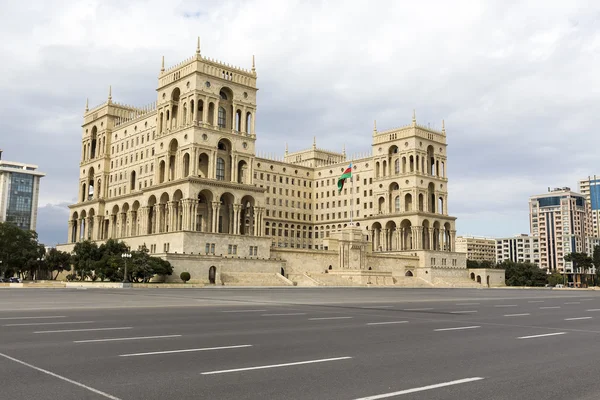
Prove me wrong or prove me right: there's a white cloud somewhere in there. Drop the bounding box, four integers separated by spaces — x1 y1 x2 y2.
2 0 600 244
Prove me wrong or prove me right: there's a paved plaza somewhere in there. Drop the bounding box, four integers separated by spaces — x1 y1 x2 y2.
2 287 600 399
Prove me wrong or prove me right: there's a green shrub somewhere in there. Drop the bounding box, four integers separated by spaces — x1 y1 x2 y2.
180 271 191 283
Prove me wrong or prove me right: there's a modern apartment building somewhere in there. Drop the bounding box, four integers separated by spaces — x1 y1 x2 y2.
455 235 496 263
529 187 592 276
495 234 539 265
578 176 600 237
0 151 45 231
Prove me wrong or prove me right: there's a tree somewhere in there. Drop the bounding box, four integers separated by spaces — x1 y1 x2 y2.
71 240 100 280
0 222 41 279
180 271 191 283
45 248 72 280
547 272 564 287
564 252 593 288
592 245 600 286
500 260 547 287
467 260 481 269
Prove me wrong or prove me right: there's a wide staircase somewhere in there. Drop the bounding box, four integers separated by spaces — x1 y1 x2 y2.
219 272 294 286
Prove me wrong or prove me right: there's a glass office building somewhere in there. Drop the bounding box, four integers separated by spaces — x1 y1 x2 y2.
0 153 45 231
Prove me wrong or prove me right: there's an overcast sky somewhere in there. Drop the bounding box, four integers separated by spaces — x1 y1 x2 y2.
1 0 599 245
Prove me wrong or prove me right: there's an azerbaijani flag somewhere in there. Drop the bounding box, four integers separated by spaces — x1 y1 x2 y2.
337 163 352 193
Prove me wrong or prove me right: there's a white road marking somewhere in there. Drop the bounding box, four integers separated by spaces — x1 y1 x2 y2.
4 321 95 327
366 321 409 326
0 352 122 400
494 305 517 308
528 300 544 303
361 306 394 309
221 310 267 313
403 308 433 311
434 326 480 332
201 356 352 375
581 299 595 301
455 303 480 306
74 335 182 343
352 377 485 399
586 309 600 312
450 310 477 314
308 316 353 320
565 302 581 304
0 316 66 320
504 313 530 317
35 327 132 334
120 344 252 357
540 306 560 309
565 317 592 321
518 332 567 339
261 313 306 316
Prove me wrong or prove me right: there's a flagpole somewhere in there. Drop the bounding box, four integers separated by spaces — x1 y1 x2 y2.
350 159 354 226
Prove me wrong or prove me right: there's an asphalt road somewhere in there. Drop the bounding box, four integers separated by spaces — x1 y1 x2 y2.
2 287 600 400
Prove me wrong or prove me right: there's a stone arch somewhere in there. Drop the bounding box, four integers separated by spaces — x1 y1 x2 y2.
87 167 95 201
207 102 215 125
79 210 87 241
477 275 482 284
198 152 209 178
131 201 140 236
182 153 190 177
90 126 97 159
170 88 181 128
159 192 170 233
197 189 214 232
422 219 430 250
240 195 256 235
409 155 414 172
237 160 248 184
400 219 412 250
209 266 216 284
402 156 407 173
168 139 178 181
218 192 235 234
389 145 399 155
159 160 166 183
405 193 412 212
427 145 435 175
147 195 157 234
173 189 183 231
378 196 385 214
444 222 452 251
375 162 380 178
428 183 435 213
433 221 441 250
371 222 383 251
438 196 444 215
470 272 475 280
235 109 242 131
405 270 413 277
245 111 252 134
385 220 397 251
216 138 232 181
418 193 424 211
71 211 79 242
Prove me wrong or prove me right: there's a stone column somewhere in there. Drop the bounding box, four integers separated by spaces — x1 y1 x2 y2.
383 229 389 251
67 220 74 243
370 229 375 251
252 207 258 236
93 215 102 240
211 201 220 233
231 154 238 183
233 204 241 235
450 230 456 252
242 106 247 133
251 111 255 135
168 201 177 232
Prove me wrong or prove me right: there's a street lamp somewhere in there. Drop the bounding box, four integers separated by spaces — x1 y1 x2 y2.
121 252 131 283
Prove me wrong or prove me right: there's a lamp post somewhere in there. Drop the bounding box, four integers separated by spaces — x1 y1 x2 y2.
121 252 131 283
71 251 77 280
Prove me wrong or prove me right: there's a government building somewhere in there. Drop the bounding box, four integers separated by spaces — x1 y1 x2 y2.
57 40 504 287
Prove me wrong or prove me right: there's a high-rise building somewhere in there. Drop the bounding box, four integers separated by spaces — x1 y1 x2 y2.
0 151 45 231
54 41 506 287
529 187 593 277
578 176 600 237
455 235 496 263
495 234 539 265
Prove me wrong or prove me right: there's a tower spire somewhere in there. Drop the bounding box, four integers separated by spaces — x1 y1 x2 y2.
412 109 416 126
108 85 112 103
196 36 201 56
285 142 288 156
312 136 316 150
161 56 165 72
373 119 377 131
252 55 256 73
343 144 346 157
85 98 89 112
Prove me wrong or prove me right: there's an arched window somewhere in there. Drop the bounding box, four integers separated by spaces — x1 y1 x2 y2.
216 158 225 181
394 159 400 174
218 107 226 128
395 195 400 212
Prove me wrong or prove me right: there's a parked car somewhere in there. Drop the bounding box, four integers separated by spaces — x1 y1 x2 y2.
0 278 9 283
555 284 564 288
8 277 20 283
